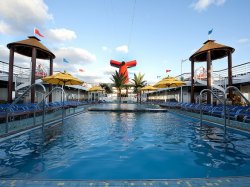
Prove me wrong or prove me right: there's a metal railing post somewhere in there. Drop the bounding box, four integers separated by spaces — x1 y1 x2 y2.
199 89 225 132
42 98 45 133
37 86 66 130
5 83 46 134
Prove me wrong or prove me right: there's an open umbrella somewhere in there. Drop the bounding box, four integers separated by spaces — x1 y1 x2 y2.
42 71 83 86
88 86 104 102
141 85 158 102
154 77 185 88
88 86 104 92
141 85 158 92
42 71 84 102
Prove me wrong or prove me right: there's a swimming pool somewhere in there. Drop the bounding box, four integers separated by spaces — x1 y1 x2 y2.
1 104 250 180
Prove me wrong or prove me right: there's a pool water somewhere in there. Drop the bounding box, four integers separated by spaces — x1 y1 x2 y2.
1 104 250 180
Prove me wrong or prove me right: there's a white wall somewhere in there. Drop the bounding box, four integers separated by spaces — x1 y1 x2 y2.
0 88 7 101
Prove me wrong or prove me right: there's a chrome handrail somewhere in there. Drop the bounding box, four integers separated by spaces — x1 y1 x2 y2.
199 89 225 132
36 87 66 132
5 83 46 133
224 86 250 125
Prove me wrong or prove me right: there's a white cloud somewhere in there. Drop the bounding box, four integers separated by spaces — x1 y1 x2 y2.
53 47 96 74
46 28 77 42
0 21 12 34
237 38 249 44
115 45 129 53
0 0 52 35
192 0 226 12
0 45 31 67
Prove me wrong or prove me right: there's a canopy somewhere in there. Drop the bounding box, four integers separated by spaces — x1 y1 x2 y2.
154 77 185 88
141 85 157 92
88 86 104 92
189 40 234 62
7 36 55 60
42 72 83 86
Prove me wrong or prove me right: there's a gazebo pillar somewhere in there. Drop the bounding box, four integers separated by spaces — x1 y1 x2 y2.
207 50 212 104
227 51 233 98
49 57 53 102
31 48 37 103
8 47 15 103
191 59 195 103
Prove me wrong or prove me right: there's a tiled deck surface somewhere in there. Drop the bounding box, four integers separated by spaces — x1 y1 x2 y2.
1 177 250 187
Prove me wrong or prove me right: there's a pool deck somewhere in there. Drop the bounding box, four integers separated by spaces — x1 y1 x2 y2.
1 177 250 187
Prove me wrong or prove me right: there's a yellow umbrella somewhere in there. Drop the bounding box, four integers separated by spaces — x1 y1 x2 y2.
141 85 158 92
154 77 185 88
141 85 157 102
42 71 83 86
88 86 104 92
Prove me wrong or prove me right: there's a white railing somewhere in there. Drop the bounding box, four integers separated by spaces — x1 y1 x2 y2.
176 62 250 81
0 60 50 90
213 62 250 78
0 60 30 77
175 73 191 81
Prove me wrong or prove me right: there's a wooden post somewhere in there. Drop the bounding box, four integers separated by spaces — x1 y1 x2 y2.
31 48 37 103
8 47 14 103
207 50 212 104
191 59 195 103
228 51 233 99
49 57 53 102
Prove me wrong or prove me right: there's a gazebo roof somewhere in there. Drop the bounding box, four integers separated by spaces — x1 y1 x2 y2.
7 36 55 60
189 40 234 62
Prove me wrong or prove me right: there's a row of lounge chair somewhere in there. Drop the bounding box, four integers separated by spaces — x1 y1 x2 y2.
159 102 250 123
0 101 88 121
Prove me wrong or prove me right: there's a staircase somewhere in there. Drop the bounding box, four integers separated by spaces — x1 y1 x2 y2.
15 79 43 102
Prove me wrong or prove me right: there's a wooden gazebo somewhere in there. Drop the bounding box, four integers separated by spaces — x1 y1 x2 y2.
189 40 235 104
7 36 56 103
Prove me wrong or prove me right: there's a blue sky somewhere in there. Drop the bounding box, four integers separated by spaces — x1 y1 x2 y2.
0 0 249 85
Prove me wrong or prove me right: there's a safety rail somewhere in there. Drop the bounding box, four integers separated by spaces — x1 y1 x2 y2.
36 87 66 132
5 83 46 133
211 72 226 88
0 60 30 77
199 89 226 132
214 62 250 78
224 86 250 127
175 73 191 81
175 62 250 81
199 86 250 135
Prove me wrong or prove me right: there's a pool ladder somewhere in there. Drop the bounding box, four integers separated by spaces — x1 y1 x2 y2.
199 86 250 135
5 83 66 134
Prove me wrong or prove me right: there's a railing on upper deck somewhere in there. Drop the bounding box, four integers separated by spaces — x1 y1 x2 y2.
0 60 50 88
175 62 250 81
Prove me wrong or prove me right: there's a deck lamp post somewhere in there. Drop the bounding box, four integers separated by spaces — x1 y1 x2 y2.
180 59 188 102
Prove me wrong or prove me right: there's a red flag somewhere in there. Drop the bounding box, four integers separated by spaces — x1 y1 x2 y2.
34 28 44 37
166 69 171 73
79 68 84 72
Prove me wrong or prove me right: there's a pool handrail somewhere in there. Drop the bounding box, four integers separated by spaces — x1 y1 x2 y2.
5 83 46 133
224 86 250 126
199 89 226 133
224 86 250 105
36 86 66 132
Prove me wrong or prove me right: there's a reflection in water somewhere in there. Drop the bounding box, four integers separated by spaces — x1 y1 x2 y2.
1 108 250 179
0 124 63 178
109 112 142 144
188 123 250 177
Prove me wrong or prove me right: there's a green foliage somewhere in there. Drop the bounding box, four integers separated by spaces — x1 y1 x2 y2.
100 83 113 94
131 73 147 103
132 73 147 93
110 71 126 102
